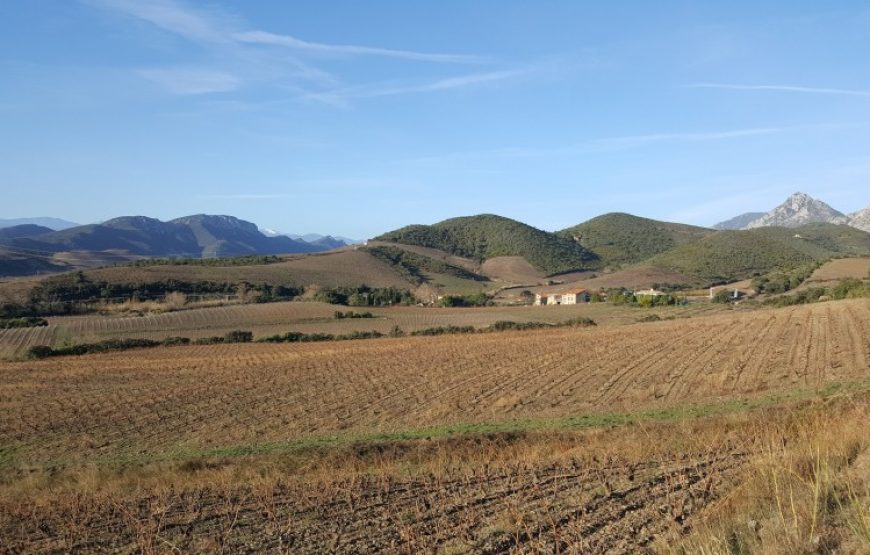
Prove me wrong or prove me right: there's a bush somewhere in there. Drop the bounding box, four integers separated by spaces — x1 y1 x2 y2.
27 345 54 359
334 310 374 319
315 286 416 306
438 293 491 307
161 336 191 346
28 338 164 358
411 325 476 336
563 317 597 327
0 317 48 329
338 330 383 340
764 278 870 307
487 321 550 332
637 314 661 323
224 330 253 343
193 336 225 345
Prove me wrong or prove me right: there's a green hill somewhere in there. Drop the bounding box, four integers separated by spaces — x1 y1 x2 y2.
649 224 870 283
558 213 713 268
374 214 599 275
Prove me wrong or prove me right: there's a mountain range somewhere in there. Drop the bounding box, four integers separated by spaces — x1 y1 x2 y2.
714 192 870 232
1 193 868 285
0 215 338 274
0 217 80 231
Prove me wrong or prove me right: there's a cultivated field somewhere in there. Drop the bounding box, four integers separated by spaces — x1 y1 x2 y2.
803 256 870 287
2 299 866 467
0 414 759 553
0 299 869 552
0 300 730 360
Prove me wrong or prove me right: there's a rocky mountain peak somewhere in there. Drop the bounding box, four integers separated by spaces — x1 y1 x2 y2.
745 192 849 229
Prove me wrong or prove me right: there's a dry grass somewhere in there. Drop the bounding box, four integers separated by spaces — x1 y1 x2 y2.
1 391 866 553
657 396 870 554
0 299 867 553
1 299 867 467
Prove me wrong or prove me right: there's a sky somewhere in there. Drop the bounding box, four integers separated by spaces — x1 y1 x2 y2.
2 1 870 238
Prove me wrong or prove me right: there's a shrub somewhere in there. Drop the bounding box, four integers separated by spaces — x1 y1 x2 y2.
193 336 225 345
487 321 550 332
315 286 416 306
27 345 54 359
411 326 476 336
224 330 253 343
438 293 491 307
161 336 191 346
0 317 48 329
564 317 597 327
334 310 374 319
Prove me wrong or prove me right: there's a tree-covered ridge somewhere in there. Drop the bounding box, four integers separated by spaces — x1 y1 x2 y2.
557 213 713 268
648 223 870 284
374 214 599 275
363 246 488 285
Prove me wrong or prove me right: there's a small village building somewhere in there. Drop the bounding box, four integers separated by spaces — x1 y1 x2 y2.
634 288 665 297
535 289 589 305
560 288 589 304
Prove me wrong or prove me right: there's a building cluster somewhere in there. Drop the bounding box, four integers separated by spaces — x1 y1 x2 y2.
534 288 590 305
534 287 667 306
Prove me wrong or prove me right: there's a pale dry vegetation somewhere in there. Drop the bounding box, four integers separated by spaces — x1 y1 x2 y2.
659 395 870 554
0 300 866 466
1 392 866 554
0 299 867 553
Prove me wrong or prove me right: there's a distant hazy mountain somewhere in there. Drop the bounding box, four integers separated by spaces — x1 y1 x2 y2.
262 228 361 246
0 214 321 259
849 206 870 232
0 217 80 230
0 224 55 241
308 236 348 250
713 212 765 230
745 193 849 229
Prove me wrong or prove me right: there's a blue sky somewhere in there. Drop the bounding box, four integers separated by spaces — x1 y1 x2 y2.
2 1 869 238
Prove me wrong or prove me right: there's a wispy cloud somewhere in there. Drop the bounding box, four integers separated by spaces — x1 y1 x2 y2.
197 193 293 200
592 127 783 148
234 30 485 64
403 126 789 165
305 68 531 107
139 68 240 94
689 83 870 97
88 0 495 102
87 0 236 45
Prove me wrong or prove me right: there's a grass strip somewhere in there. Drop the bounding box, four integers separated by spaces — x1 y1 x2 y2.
8 379 867 471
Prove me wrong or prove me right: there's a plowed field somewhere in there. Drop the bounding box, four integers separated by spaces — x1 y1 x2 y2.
0 300 727 359
1 299 867 467
0 299 868 553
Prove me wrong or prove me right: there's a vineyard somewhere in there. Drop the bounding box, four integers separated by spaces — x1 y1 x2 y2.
0 300 728 359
